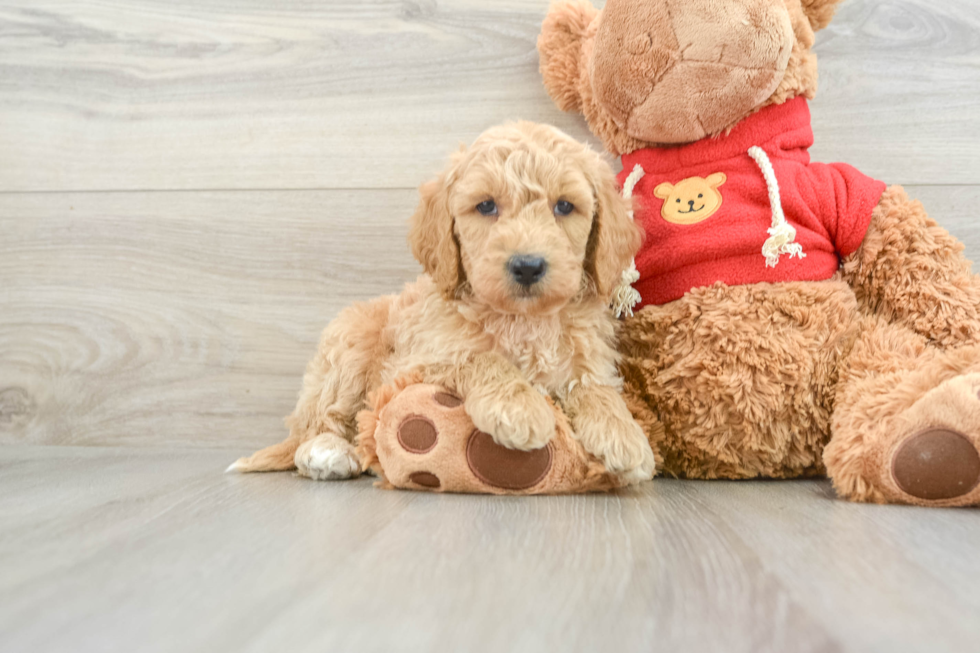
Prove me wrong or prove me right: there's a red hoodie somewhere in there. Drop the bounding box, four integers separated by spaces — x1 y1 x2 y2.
617 97 886 308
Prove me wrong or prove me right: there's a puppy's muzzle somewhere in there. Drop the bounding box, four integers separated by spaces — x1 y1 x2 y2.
507 255 548 288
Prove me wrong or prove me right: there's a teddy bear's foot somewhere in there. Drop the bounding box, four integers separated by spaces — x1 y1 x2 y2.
356 383 622 494
885 373 980 505
830 369 980 507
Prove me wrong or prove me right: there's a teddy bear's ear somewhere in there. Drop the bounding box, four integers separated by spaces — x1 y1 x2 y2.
653 182 674 199
800 0 845 31
537 1 599 113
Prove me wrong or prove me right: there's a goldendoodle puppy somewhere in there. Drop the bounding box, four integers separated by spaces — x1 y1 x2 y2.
230 122 656 483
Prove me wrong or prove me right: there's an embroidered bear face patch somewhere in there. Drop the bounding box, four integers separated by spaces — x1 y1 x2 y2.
654 173 727 225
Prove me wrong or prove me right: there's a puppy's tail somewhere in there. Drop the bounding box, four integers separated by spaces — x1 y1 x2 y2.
226 436 299 474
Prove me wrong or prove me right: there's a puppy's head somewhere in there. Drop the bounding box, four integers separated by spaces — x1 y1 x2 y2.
408 122 641 315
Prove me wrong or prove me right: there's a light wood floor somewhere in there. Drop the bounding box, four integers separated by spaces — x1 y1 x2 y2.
2 1 980 651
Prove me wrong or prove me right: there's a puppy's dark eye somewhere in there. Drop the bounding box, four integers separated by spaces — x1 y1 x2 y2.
554 200 574 217
676 199 681 203
476 199 497 216
698 193 703 198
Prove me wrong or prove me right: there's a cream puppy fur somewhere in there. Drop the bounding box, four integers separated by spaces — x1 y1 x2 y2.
230 122 655 484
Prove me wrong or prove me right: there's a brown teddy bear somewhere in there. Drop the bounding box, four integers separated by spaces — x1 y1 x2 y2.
538 0 980 506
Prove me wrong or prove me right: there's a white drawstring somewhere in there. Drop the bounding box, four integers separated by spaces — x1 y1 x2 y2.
622 163 646 203
611 164 644 318
748 146 805 268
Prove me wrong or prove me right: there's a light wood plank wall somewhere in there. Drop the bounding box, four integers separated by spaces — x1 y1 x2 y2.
2 0 980 449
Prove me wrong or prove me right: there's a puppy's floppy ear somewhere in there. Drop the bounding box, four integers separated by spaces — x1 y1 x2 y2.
538 1 599 113
408 172 464 299
584 157 643 299
799 0 844 31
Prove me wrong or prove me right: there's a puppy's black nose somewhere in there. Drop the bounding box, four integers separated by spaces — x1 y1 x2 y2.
688 199 695 206
508 255 548 287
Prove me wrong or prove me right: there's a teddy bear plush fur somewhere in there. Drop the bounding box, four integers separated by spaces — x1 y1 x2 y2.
539 0 980 506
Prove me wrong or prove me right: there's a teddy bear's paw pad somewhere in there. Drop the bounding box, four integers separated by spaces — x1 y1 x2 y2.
892 429 980 501
433 392 463 408
465 429 553 490
397 416 438 453
408 471 441 488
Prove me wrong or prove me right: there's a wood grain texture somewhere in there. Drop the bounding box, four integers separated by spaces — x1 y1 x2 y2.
1 0 980 191
3 2 980 650
3 186 978 449
0 190 420 447
2 446 979 653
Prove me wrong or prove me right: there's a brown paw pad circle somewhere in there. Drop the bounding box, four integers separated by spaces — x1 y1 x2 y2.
408 471 441 488
433 392 463 408
892 429 980 501
465 430 552 490
397 415 438 453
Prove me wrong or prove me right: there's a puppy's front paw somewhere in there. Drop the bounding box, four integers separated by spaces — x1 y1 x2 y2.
577 415 655 484
295 433 361 481
466 385 556 451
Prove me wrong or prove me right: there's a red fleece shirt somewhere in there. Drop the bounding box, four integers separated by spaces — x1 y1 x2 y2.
618 97 886 308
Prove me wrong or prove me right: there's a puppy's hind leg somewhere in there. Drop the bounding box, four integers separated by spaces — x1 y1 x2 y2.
228 295 393 480
294 433 361 481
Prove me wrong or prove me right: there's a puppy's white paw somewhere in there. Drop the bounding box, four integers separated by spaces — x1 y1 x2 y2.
577 417 655 485
619 449 656 485
295 433 361 481
467 385 556 451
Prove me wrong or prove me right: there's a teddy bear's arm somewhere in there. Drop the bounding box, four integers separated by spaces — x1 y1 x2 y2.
840 186 980 349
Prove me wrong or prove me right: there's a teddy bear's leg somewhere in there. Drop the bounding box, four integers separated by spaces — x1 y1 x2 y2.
841 186 980 349
358 383 620 494
825 315 980 506
618 280 861 480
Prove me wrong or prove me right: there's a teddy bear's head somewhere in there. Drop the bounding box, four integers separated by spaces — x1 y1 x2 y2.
538 0 843 156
